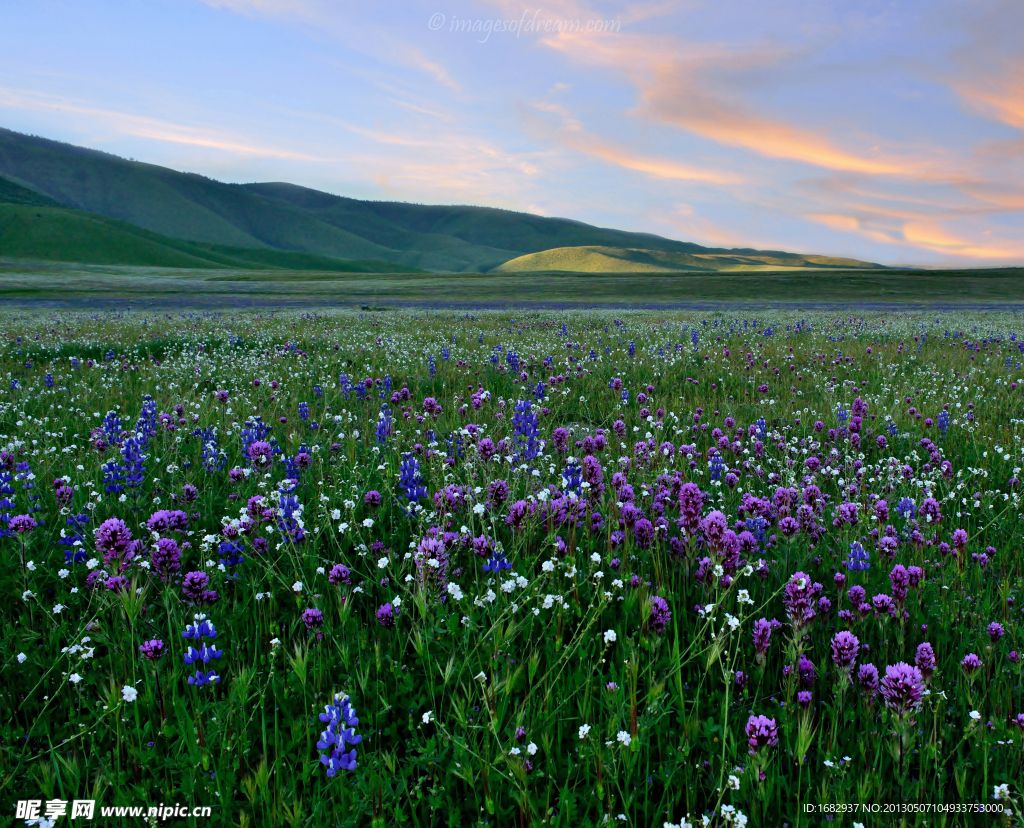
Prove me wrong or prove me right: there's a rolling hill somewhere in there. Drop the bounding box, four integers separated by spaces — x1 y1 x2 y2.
0 199 417 272
0 127 884 273
493 246 880 273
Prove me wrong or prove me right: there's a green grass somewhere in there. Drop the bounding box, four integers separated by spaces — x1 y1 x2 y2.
1 264 1022 307
0 204 420 272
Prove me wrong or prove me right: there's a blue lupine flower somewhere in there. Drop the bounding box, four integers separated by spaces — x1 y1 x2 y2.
298 401 310 422
182 616 218 640
511 399 540 463
628 341 636 357
184 643 223 665
428 356 437 377
398 454 428 514
277 478 306 543
318 694 361 776
754 417 767 440
691 330 699 348
709 450 726 481
562 461 583 497
188 670 220 687
218 540 245 569
534 381 546 401
441 347 450 362
44 373 54 388
375 404 393 445
846 541 871 571
60 514 90 565
837 403 848 425
483 548 512 573
895 497 916 520
937 409 949 439
338 374 353 400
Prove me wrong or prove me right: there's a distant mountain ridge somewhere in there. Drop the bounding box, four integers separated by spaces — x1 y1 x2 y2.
0 127 884 272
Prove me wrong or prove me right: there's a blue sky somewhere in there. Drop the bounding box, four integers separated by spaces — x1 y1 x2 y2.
2 0 1023 265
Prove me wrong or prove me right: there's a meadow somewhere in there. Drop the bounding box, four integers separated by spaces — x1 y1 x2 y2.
1 307 1022 827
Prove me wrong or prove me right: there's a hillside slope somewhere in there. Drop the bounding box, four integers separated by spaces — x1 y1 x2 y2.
0 201 418 271
0 128 883 273
493 246 882 273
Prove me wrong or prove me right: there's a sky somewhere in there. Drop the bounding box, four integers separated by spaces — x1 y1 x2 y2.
2 0 1023 266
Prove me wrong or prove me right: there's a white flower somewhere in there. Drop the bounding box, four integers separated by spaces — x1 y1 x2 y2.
994 784 1010 800
422 710 434 724
509 746 521 755
122 685 138 703
527 742 538 755
970 710 982 721
270 638 281 647
590 553 601 563
86 558 98 569
473 503 486 515
292 581 303 593
578 723 591 739
616 730 631 746
69 673 82 684
17 652 27 663
823 759 835 768
542 560 555 572
25 560 36 571
362 518 374 529
330 509 341 520
53 604 65 614
727 774 740 790
604 629 617 645
474 671 488 684
377 556 389 569
737 589 752 605
448 583 464 601
392 596 402 608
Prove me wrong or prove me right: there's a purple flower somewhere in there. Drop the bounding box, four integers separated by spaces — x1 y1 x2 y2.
783 571 822 631
879 662 925 715
648 596 671 634
248 440 274 467
105 574 130 593
872 593 895 618
745 714 779 754
95 517 133 566
915 642 936 681
146 509 189 534
329 564 351 585
139 639 165 660
376 602 395 629
797 690 813 708
633 518 655 549
151 537 182 582
753 618 773 661
987 622 1005 643
830 631 860 673
857 663 879 698
8 514 37 535
302 608 324 631
364 490 382 510
798 655 816 688
960 653 983 677
182 570 213 603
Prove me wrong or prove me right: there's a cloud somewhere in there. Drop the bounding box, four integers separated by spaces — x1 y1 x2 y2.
528 99 741 184
0 87 320 160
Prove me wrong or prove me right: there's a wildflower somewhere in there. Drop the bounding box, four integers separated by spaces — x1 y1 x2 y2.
745 714 778 753
578 723 591 739
915 642 936 681
422 710 434 724
122 685 138 703
830 631 860 674
317 694 361 776
376 603 395 628
648 596 671 633
879 663 925 715
616 730 632 746
139 639 165 660
69 673 82 684
604 629 618 645
961 653 983 677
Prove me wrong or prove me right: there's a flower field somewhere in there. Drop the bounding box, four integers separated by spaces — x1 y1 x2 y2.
2 308 1023 827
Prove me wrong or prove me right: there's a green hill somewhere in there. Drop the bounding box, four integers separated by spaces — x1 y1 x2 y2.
493 246 882 273
0 201 418 271
0 127 884 273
